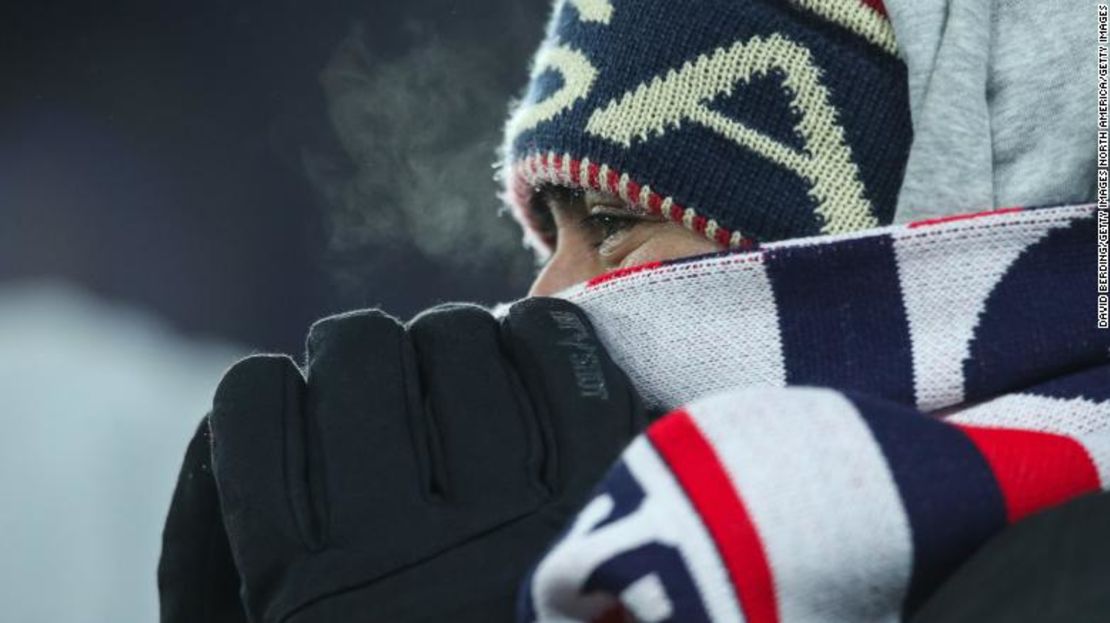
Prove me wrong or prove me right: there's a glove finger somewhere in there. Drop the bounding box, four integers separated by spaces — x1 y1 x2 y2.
210 355 310 585
502 298 645 498
158 416 247 623
305 309 426 544
408 303 547 510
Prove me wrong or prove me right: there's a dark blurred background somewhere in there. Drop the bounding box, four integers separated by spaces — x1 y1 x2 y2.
2 0 547 354
0 2 548 620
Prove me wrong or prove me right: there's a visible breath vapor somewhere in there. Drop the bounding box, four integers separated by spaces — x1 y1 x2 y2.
304 19 539 280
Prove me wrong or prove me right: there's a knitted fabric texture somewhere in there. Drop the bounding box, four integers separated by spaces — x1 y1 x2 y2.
517 203 1106 622
501 0 911 255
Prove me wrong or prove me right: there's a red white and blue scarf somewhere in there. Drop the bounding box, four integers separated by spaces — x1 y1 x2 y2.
520 203 1106 622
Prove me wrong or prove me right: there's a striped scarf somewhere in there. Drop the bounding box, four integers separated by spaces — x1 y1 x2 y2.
520 203 1106 622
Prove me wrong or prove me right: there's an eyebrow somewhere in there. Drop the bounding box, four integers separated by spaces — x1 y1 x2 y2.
534 184 583 208
533 185 656 232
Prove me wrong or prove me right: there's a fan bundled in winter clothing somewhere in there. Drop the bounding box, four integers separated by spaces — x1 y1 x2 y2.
158 0 1100 621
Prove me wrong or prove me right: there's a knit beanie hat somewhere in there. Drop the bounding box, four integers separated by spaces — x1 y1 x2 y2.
501 0 911 255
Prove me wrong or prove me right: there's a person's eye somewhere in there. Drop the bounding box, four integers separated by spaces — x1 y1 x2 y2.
580 212 641 246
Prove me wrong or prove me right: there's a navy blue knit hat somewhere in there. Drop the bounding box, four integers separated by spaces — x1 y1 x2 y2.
501 0 910 254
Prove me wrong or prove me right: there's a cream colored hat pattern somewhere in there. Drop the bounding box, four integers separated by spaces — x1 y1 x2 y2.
501 0 910 255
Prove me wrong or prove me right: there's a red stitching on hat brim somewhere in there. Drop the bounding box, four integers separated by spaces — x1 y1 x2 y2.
506 151 758 256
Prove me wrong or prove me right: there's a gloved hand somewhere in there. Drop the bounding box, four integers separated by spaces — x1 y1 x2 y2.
209 298 648 622
158 417 248 623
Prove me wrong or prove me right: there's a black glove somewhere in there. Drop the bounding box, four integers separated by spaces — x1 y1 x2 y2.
158 417 248 623
209 298 648 622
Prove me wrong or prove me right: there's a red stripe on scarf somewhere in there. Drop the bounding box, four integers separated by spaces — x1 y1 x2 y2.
587 261 664 288
907 207 1023 229
648 410 779 623
956 425 1101 523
